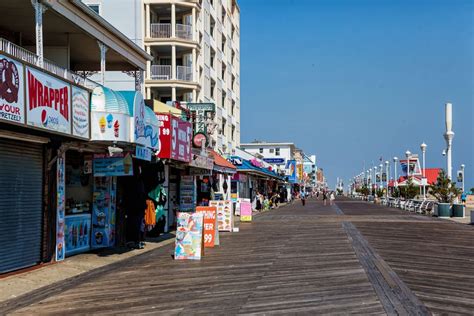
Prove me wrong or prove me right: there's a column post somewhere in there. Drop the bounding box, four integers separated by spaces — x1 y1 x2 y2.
97 41 108 85
171 45 176 80
145 4 150 38
171 4 176 38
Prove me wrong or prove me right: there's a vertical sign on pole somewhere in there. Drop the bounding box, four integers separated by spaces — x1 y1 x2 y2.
56 152 66 261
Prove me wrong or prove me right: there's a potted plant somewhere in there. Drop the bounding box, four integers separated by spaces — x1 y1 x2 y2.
429 169 461 218
375 188 384 203
401 178 419 200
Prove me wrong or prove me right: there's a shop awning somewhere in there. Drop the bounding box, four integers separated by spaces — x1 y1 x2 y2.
210 150 237 174
229 156 284 181
151 99 182 117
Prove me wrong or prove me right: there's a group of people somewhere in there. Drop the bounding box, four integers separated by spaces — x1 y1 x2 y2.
299 189 336 206
255 191 282 211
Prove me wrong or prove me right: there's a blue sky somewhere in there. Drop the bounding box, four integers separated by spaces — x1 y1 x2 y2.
239 0 474 190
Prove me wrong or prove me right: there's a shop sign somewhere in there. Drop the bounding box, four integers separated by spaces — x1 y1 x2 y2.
171 119 192 162
143 108 159 150
71 86 90 139
93 152 134 177
193 132 208 148
250 158 264 168
65 214 91 255
26 66 71 135
189 167 212 176
228 157 242 166
187 102 215 136
91 112 130 142
189 152 214 170
297 164 303 182
157 113 191 162
135 145 152 161
263 158 285 165
210 200 233 232
286 160 297 183
132 93 147 146
231 193 238 202
240 201 252 222
196 206 217 248
56 153 66 261
174 212 204 260
0 54 25 124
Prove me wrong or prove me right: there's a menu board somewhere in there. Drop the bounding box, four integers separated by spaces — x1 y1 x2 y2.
210 200 233 232
65 214 91 255
180 176 195 212
240 201 252 222
174 212 204 260
196 207 218 248
91 177 116 248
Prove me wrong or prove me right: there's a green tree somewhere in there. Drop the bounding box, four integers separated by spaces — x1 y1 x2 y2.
376 188 384 198
401 178 419 199
429 169 461 203
360 185 370 196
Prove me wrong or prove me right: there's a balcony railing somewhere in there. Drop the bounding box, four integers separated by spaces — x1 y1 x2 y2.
150 23 171 38
151 65 171 80
176 24 192 40
149 23 193 41
177 65 192 81
0 37 100 90
150 65 193 82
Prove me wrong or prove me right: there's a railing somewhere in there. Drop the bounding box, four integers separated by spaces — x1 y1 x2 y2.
151 65 171 80
176 24 193 40
0 37 100 90
149 23 193 41
150 23 171 38
176 65 192 81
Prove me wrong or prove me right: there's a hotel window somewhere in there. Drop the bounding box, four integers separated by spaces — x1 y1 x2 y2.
221 119 226 136
259 148 263 154
269 148 274 153
275 148 280 156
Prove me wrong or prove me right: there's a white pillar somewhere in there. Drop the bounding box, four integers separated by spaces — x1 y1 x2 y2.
32 0 47 67
146 87 151 99
171 4 176 38
171 45 176 80
192 89 197 102
145 4 150 38
172 87 176 101
98 41 108 86
192 7 196 41
192 48 197 82
146 46 151 79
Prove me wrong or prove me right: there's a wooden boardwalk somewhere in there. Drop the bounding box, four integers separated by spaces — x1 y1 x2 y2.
2 198 474 315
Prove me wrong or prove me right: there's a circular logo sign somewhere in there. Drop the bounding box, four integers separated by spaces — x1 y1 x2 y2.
193 133 208 148
41 109 48 127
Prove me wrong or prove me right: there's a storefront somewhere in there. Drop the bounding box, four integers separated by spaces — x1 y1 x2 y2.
189 148 214 207
0 52 93 271
156 111 192 230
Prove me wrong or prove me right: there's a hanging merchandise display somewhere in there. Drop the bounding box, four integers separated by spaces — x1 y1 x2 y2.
211 200 233 232
174 212 204 260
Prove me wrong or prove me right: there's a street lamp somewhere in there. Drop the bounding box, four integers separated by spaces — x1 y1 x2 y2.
385 160 389 197
393 157 398 186
379 163 383 188
420 142 427 200
444 103 454 180
374 166 378 190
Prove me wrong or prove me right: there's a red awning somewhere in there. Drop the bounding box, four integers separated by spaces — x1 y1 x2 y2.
209 149 236 173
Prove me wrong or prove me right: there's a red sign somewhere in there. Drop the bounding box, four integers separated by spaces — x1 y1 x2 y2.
196 206 217 248
156 113 192 162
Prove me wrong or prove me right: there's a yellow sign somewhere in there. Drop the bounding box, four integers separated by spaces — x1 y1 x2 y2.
297 164 303 181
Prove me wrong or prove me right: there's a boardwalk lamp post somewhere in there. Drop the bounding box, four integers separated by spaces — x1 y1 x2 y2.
444 103 454 180
405 150 411 179
420 142 427 200
385 161 389 197
379 163 383 188
393 157 398 187
374 166 378 190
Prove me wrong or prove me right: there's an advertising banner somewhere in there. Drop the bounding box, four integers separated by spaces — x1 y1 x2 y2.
65 214 91 255
71 86 90 139
240 201 252 222
56 153 66 261
196 206 218 248
0 54 25 124
91 176 117 249
211 200 233 232
286 160 297 183
26 66 71 135
297 163 303 182
174 212 204 260
179 175 195 212
93 153 134 177
143 107 159 150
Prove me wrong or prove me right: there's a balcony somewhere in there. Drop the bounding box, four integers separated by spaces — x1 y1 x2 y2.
149 23 193 41
150 65 193 82
0 38 99 90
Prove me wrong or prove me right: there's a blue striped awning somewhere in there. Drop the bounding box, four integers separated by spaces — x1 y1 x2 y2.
91 86 130 115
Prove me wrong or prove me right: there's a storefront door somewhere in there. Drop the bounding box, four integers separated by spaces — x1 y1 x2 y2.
0 138 44 273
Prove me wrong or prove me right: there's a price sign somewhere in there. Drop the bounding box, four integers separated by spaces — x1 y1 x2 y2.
196 206 217 248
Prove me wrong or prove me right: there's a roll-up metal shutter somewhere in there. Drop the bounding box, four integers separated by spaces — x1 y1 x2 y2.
0 138 43 273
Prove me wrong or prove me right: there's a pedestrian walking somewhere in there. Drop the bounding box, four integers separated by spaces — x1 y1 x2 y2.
322 190 328 206
300 190 306 206
330 191 336 206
